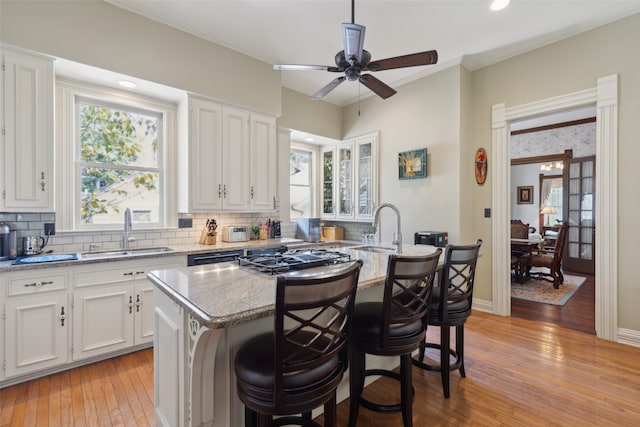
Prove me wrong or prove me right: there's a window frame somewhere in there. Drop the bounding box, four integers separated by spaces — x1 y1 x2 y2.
289 142 318 219
56 79 178 232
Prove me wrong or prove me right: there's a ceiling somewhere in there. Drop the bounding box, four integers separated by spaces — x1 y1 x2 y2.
104 0 640 106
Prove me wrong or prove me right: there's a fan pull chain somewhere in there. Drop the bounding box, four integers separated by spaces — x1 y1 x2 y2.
358 84 361 116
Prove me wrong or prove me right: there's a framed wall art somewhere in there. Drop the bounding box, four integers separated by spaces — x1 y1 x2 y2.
398 148 427 180
517 185 534 204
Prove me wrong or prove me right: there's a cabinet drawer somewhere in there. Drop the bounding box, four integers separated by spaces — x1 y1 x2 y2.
7 273 67 296
74 257 185 288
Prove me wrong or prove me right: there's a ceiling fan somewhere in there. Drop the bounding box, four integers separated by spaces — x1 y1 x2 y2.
273 0 438 100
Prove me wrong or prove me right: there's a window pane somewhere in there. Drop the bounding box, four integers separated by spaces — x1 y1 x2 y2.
79 101 159 168
80 167 159 225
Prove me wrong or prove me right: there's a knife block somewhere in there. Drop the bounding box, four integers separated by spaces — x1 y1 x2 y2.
199 228 217 245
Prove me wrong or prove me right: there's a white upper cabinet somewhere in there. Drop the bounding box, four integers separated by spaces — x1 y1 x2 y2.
178 95 276 212
249 113 276 211
1 47 54 211
321 132 378 222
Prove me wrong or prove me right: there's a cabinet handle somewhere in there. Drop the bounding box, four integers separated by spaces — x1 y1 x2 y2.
40 172 46 191
273 196 276 209
60 306 66 327
136 294 141 313
136 271 145 275
218 184 222 198
123 272 134 276
223 185 227 198
24 280 54 287
128 295 134 314
250 186 254 199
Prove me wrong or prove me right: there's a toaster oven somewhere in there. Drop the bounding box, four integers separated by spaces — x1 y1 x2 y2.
222 226 249 242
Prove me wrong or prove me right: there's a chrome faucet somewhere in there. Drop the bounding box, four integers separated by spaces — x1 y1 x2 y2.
372 203 403 253
123 208 133 250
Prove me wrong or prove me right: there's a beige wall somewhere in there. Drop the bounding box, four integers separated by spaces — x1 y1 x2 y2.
342 66 464 246
279 88 343 140
469 13 640 329
0 0 281 115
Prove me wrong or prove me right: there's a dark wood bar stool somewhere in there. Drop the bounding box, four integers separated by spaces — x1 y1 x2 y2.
413 240 482 398
348 251 441 427
234 260 362 427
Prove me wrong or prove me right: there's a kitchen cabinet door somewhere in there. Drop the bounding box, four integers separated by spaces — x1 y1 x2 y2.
72 283 134 361
1 47 54 211
221 106 250 210
354 133 378 221
5 291 69 378
320 146 336 219
184 97 224 211
134 280 155 345
337 142 354 219
249 113 276 211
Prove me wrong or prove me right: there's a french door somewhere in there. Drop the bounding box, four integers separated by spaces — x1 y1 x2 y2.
563 156 595 274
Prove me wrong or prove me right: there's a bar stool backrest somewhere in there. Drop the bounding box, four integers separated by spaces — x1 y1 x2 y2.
437 240 482 323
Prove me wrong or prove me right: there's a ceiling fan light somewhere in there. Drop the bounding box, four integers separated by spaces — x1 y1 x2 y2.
490 0 510 12
342 23 366 63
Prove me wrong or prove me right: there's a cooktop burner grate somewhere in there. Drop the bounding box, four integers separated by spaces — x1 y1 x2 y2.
238 249 351 274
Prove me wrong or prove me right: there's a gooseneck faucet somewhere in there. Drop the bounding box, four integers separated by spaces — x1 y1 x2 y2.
372 203 403 253
123 208 133 250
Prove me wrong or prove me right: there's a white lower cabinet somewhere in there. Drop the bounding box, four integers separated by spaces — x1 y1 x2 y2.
72 282 134 360
3 271 69 378
72 256 183 361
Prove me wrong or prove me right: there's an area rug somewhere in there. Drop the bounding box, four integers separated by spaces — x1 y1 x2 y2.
511 274 586 306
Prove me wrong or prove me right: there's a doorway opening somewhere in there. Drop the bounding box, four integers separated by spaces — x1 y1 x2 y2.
491 75 618 341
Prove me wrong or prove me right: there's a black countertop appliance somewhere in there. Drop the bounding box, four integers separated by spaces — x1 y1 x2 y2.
414 231 448 247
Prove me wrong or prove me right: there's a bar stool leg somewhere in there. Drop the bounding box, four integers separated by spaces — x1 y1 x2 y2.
400 354 414 427
441 326 451 398
348 347 365 427
457 326 466 378
323 395 337 427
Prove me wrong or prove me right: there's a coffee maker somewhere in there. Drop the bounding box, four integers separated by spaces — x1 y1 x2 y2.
0 223 9 260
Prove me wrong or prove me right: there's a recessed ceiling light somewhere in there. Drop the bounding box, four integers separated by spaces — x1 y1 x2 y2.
117 80 137 89
490 0 510 11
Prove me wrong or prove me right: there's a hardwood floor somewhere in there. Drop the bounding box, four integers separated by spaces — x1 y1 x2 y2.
3 309 640 426
511 270 595 334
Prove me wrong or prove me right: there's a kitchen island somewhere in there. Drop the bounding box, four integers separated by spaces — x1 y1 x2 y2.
148 244 438 427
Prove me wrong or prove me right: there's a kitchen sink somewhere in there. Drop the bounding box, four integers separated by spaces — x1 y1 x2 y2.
350 245 396 254
81 246 176 259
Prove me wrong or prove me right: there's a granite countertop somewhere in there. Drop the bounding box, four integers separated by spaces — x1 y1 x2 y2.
0 237 309 272
148 244 439 329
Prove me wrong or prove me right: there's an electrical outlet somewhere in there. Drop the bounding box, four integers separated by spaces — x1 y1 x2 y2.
44 223 56 236
484 208 491 218
178 218 193 229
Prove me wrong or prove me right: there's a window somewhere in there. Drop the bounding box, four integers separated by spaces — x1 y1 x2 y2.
78 98 161 225
290 145 315 218
56 80 177 231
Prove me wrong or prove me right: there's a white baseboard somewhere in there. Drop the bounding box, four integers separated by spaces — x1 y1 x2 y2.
617 328 640 348
472 298 494 314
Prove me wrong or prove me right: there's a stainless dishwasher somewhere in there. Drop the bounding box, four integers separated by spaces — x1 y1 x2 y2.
187 249 244 266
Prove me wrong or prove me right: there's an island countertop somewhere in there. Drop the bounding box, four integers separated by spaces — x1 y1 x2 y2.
147 244 439 329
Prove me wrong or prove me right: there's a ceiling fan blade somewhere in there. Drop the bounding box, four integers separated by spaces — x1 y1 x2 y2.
342 23 366 64
311 76 347 100
367 50 438 72
274 64 340 72
359 74 397 99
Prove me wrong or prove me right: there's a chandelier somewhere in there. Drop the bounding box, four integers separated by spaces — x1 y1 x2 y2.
540 161 564 171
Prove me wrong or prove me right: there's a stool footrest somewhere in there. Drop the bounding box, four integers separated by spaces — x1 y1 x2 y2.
358 369 414 413
412 343 462 372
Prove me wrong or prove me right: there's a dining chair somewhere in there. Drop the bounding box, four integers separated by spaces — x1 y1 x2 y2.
234 260 362 427
521 224 569 288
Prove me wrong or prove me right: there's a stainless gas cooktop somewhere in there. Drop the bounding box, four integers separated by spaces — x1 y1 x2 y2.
238 249 351 275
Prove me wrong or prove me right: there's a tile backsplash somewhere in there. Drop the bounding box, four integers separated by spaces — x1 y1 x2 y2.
0 211 297 254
